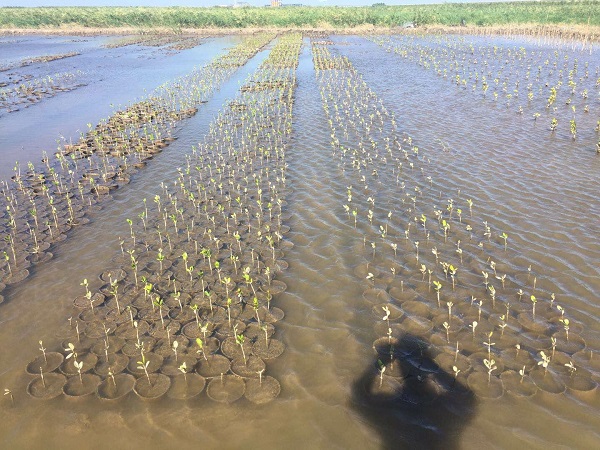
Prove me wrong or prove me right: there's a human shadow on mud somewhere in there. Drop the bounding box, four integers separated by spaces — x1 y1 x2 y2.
351 333 477 450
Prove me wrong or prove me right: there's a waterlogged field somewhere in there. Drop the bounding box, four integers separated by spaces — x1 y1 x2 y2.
0 31 599 449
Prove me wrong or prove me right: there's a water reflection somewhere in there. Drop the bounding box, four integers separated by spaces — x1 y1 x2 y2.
351 333 476 450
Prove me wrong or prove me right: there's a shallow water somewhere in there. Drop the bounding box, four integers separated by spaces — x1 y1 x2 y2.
0 35 238 178
0 34 599 450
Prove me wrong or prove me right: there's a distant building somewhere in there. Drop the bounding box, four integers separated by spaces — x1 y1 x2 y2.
271 0 282 6
232 1 251 7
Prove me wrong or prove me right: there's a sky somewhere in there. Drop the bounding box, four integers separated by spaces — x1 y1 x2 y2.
0 0 516 7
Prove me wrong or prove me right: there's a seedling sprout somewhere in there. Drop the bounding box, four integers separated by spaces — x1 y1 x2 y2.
377 359 386 387
39 340 47 363
4 388 14 406
178 361 188 382
137 354 151 385
484 358 497 383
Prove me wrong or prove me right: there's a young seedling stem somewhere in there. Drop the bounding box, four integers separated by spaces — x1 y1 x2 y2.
39 340 47 363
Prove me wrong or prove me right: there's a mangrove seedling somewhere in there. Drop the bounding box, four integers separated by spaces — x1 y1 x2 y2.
257 369 265 386
134 321 141 346
253 296 261 327
441 220 450 242
443 322 450 343
441 262 450 280
129 251 139 287
482 271 489 288
4 388 14 406
139 211 147 231
2 252 11 277
560 318 570 341
484 358 497 384
500 232 508 251
456 241 463 264
431 247 439 264
204 289 213 313
178 362 188 382
74 360 84 384
104 338 110 362
157 248 165 272
470 321 478 338
488 285 496 308
449 265 457 290
187 265 195 283
433 281 442 307
236 333 247 364
126 218 135 245
196 338 207 361
166 326 172 348
65 342 77 362
80 278 90 297
377 359 386 388
565 361 576 377
382 305 391 329
226 297 233 326
531 295 537 320
39 340 47 363
386 327 393 344
499 316 507 336
172 340 179 362
110 279 121 313
142 278 153 303
484 332 495 360
538 351 551 375
519 366 526 383
137 354 151 385
153 295 166 330
191 304 200 327
127 306 135 327
173 291 182 312
452 366 460 381
243 267 257 296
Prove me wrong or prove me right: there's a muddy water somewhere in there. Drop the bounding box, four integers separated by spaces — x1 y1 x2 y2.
0 35 599 449
338 36 600 331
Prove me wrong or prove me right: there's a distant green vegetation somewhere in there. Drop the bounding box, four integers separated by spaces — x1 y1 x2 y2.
0 2 599 29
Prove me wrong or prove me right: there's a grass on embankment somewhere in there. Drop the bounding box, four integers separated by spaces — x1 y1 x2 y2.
0 2 599 31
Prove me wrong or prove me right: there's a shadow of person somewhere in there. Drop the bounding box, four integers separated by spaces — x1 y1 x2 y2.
351 333 477 450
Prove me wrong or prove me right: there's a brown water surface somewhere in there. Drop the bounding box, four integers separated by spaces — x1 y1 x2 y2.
0 34 599 450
